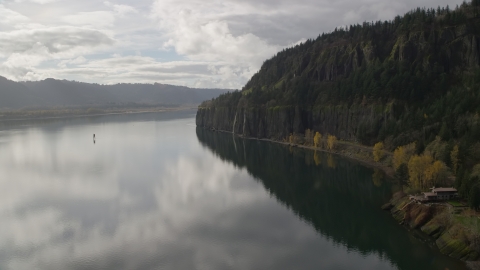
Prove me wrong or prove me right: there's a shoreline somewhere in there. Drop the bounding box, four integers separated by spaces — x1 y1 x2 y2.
207 128 394 178
386 192 480 266
0 106 197 122
258 137 395 178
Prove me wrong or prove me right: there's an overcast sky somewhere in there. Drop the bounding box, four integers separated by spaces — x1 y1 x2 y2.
0 0 465 89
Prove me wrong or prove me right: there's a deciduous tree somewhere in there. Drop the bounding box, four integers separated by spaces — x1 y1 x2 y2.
373 142 384 162
393 142 416 170
327 135 337 150
408 154 434 189
425 160 448 187
314 132 322 148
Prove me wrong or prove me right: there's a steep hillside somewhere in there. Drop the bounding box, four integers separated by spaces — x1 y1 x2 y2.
198 3 480 143
197 2 480 203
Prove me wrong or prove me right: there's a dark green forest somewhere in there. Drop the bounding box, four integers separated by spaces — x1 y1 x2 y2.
198 1 480 204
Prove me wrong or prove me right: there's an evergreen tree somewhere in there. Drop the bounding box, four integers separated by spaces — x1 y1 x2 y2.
469 179 480 210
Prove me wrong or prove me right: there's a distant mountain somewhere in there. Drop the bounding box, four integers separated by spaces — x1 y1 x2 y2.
0 76 231 110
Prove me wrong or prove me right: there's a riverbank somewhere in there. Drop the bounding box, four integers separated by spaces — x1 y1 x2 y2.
0 106 197 121
207 128 395 179
268 138 395 178
383 192 480 263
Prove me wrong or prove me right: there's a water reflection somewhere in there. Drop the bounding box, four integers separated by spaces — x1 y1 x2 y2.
372 169 385 187
0 112 466 270
196 128 467 270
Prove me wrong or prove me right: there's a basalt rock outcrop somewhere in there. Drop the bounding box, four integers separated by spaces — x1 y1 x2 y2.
196 104 396 142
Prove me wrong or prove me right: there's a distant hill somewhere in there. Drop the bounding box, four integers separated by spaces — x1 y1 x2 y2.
0 76 231 110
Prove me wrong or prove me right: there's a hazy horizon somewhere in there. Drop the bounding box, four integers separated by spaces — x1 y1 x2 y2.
0 76 235 89
0 77 230 110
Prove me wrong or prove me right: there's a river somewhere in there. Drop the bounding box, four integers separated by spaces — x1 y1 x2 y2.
0 110 466 270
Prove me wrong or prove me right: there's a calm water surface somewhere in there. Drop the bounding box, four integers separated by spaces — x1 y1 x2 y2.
0 111 466 270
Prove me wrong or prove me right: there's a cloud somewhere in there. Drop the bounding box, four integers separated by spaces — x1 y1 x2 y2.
85 55 157 67
57 56 87 68
34 55 236 85
104 1 138 16
62 11 115 29
13 0 61 4
0 27 113 56
0 0 467 88
0 4 29 26
151 0 281 88
0 26 114 80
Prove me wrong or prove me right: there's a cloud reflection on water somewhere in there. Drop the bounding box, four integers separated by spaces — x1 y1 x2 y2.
0 113 396 270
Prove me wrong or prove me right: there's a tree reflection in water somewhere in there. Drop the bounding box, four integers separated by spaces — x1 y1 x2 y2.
196 127 466 270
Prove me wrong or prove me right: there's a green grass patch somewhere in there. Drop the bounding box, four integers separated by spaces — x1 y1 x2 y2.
454 215 480 233
448 201 465 207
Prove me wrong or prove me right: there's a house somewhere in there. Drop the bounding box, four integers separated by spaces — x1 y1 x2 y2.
410 187 458 203
426 187 458 200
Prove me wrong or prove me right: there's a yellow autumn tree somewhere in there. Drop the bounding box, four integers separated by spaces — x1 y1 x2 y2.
425 160 448 187
393 142 416 170
314 132 322 148
373 142 384 162
393 146 406 170
408 154 433 190
327 135 337 150
450 145 459 175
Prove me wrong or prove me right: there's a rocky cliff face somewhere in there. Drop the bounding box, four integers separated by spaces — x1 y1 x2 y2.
196 104 396 141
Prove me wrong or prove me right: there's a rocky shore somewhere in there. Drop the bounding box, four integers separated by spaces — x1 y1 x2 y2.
383 192 480 262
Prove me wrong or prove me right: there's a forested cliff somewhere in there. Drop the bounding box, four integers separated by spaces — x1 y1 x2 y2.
197 2 480 198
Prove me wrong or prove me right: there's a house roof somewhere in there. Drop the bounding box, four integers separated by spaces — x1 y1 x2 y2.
423 192 437 197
